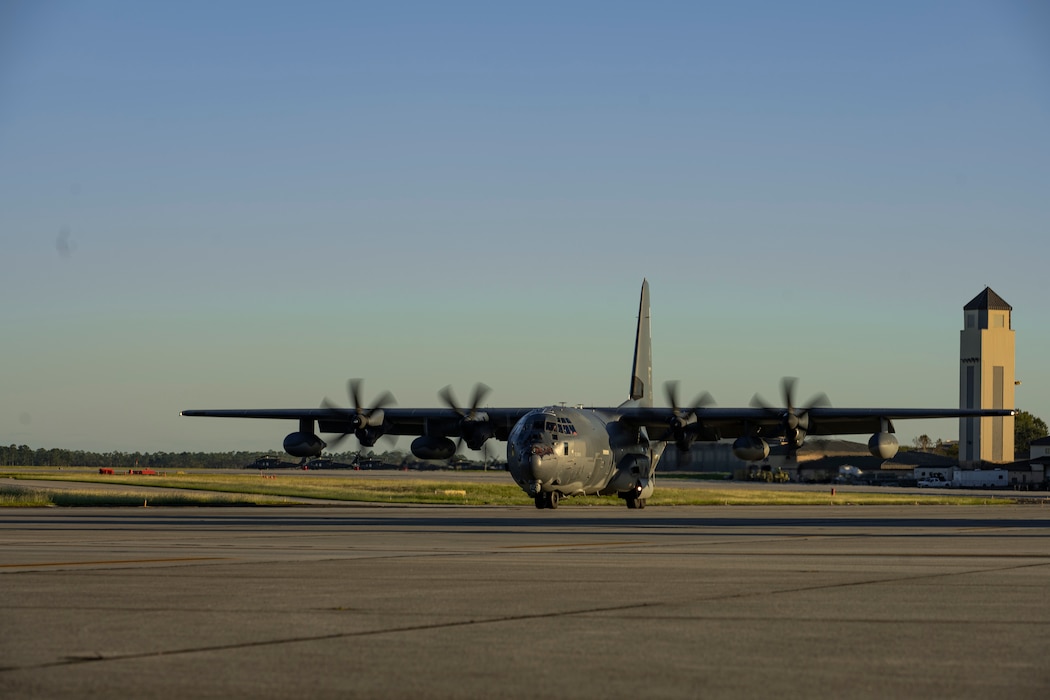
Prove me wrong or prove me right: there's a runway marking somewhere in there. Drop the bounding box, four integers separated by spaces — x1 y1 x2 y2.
0 557 229 569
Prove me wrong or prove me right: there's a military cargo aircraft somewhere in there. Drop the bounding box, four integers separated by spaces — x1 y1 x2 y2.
182 281 1014 509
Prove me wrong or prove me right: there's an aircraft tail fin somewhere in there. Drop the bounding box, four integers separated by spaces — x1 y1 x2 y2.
626 279 652 407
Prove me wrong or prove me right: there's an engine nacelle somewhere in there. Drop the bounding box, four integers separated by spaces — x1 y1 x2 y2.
732 436 770 462
461 420 494 451
283 432 326 458
605 453 651 493
868 432 899 460
411 435 457 460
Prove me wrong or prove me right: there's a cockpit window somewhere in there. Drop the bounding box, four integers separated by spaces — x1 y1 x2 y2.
526 414 578 436
552 417 577 434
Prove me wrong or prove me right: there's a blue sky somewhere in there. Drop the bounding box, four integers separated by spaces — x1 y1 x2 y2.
2 1 1047 453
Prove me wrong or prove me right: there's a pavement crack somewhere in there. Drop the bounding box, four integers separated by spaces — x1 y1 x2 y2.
1 601 659 673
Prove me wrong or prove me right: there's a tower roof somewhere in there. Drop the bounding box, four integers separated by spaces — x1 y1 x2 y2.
964 287 1012 311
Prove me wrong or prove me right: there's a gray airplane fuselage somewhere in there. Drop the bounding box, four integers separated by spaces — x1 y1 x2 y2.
507 406 661 501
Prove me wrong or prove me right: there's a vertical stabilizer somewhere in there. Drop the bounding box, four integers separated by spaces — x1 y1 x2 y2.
628 279 653 407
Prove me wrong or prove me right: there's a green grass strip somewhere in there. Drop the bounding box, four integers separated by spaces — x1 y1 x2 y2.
0 470 1021 507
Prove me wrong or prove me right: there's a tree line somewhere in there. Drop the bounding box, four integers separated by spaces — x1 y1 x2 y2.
0 445 486 469
0 445 278 469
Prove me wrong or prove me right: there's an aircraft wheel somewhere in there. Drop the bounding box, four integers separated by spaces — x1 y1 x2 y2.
549 491 560 509
636 498 646 509
625 495 638 509
534 495 546 509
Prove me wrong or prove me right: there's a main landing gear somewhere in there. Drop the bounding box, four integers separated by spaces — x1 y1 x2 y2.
534 491 560 509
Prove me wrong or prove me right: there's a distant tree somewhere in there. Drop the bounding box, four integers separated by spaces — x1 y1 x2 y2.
913 434 932 451
1015 411 1049 457
934 439 959 459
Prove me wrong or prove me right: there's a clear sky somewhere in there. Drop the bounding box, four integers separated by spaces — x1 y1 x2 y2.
2 1 1048 454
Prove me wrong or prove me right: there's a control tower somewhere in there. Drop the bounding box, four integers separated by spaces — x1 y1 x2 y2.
959 288 1015 466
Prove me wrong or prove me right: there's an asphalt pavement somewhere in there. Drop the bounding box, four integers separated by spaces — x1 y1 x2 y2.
2 505 1048 699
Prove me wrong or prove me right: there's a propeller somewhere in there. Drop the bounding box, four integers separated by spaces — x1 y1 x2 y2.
321 378 397 449
750 377 830 461
439 383 493 452
661 380 716 452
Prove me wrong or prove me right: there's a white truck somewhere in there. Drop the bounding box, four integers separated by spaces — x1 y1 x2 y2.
949 469 1009 489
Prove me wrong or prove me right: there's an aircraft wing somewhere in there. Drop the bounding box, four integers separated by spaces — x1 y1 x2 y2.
181 407 534 441
184 405 1015 443
613 406 1016 440
795 407 1014 437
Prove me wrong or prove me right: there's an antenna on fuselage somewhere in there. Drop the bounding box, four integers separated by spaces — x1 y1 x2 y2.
628 279 652 407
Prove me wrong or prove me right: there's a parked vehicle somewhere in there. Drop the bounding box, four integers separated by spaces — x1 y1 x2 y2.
949 469 1009 489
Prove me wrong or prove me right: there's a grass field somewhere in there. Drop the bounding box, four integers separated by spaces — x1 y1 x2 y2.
0 469 1022 508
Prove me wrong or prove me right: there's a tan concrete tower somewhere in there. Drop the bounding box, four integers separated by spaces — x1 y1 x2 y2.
959 288 1015 466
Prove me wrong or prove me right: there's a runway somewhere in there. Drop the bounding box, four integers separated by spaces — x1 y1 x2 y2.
2 505 1048 699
